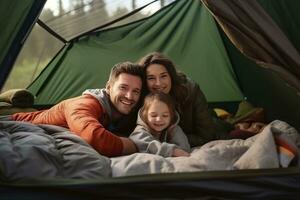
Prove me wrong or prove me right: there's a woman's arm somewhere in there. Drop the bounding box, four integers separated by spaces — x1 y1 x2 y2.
180 81 216 147
193 83 216 143
172 148 190 157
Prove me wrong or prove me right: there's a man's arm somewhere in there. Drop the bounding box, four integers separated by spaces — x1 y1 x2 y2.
64 95 124 157
120 137 137 155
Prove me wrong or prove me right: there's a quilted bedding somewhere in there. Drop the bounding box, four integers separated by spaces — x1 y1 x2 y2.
0 120 111 181
0 119 299 181
111 120 300 176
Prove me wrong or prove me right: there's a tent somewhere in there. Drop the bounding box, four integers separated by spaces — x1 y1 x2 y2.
1 0 300 199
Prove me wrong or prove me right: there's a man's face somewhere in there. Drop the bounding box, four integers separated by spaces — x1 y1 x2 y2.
106 73 142 115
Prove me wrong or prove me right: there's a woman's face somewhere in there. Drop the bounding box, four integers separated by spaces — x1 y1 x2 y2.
146 64 172 94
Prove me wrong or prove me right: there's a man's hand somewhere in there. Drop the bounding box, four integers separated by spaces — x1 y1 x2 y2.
172 148 190 157
120 137 137 155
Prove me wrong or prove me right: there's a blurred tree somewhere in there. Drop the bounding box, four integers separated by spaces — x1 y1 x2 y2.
2 8 63 91
58 0 64 15
132 0 136 10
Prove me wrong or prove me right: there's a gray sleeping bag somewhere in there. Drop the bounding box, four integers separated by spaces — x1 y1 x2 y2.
0 120 111 181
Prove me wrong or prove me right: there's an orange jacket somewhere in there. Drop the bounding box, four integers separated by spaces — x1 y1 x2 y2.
12 94 123 157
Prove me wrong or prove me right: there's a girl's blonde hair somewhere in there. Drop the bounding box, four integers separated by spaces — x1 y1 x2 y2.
140 92 177 127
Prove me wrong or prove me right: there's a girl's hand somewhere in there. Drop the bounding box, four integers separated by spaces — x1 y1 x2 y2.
172 148 190 157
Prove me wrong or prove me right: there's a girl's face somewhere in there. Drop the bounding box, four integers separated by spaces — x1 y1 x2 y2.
147 100 171 134
146 64 172 94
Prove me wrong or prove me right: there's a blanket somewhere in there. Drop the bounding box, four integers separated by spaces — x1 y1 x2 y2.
0 119 299 181
0 120 111 181
111 120 300 177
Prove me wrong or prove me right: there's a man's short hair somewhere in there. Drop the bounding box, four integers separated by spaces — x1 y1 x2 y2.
107 61 144 85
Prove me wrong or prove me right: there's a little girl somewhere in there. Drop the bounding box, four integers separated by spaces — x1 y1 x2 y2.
130 92 191 157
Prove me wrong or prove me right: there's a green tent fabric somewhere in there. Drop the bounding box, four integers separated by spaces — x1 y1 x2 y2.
258 0 300 53
202 0 300 92
201 0 300 130
222 35 300 130
0 0 34 65
28 0 244 104
0 0 45 88
2 169 300 199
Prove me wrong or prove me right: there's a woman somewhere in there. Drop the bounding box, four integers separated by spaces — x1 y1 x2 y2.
138 52 216 147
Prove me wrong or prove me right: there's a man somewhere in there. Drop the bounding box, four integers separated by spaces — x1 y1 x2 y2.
12 62 144 157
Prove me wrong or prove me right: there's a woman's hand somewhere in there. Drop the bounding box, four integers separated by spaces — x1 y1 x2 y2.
172 148 190 157
235 122 266 134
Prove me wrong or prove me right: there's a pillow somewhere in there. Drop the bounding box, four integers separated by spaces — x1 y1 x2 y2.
226 100 265 124
0 89 35 107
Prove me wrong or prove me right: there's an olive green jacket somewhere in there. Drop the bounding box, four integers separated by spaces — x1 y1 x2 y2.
177 79 216 147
